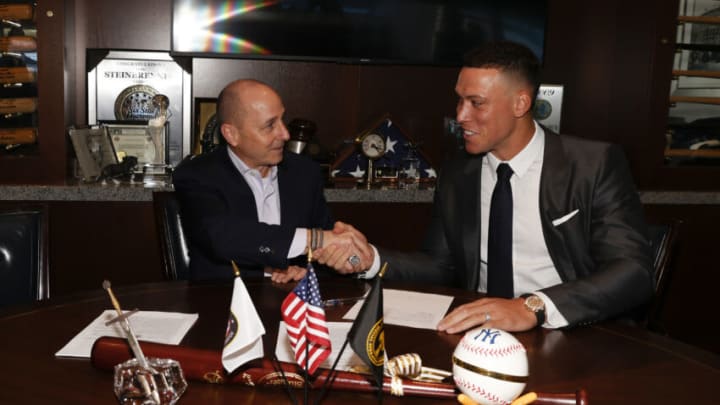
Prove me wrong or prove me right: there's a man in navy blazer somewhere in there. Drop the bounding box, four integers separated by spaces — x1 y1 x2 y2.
173 79 369 281
321 42 654 332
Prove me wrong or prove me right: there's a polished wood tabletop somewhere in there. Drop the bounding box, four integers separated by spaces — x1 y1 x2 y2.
0 277 717 404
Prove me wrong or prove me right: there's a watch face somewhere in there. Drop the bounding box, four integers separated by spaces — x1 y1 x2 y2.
361 133 385 159
525 295 545 312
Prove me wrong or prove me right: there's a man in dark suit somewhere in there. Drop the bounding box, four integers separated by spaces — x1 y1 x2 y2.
173 79 370 281
320 41 654 332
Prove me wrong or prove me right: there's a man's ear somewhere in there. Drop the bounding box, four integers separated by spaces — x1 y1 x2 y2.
513 90 533 118
220 123 238 147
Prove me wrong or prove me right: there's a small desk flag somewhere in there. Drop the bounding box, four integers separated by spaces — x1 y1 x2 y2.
281 263 331 375
348 271 385 388
222 276 266 373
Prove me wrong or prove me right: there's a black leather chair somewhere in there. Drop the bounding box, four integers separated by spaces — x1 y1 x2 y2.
644 220 681 333
0 207 49 307
153 191 190 280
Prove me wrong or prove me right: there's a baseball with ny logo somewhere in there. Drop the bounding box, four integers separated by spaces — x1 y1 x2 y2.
452 328 529 405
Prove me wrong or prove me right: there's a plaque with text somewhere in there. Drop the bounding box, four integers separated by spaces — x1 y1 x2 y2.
88 51 191 168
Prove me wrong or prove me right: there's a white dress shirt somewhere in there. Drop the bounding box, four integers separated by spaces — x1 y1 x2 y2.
227 147 307 258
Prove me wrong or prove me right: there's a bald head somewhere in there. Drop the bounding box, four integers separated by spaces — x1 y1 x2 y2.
217 79 280 127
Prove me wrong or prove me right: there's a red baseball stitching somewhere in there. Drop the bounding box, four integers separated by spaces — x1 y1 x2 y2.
460 338 525 357
454 375 511 405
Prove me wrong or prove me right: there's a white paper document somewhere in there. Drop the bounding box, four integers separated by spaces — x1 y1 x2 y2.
275 321 364 372
342 289 454 330
55 310 199 358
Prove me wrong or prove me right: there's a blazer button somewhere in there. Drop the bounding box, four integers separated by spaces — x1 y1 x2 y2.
259 246 272 254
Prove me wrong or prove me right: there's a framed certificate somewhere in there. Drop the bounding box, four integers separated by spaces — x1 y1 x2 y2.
102 121 168 171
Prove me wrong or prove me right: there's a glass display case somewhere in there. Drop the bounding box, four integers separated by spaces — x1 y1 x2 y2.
666 0 720 165
0 0 67 184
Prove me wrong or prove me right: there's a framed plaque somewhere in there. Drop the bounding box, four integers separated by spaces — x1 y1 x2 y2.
87 50 191 167
102 121 168 171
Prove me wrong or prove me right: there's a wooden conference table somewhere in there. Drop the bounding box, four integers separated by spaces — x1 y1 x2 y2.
0 277 718 404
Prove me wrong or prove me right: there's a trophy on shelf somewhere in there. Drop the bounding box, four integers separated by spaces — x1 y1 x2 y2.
102 280 187 405
143 94 172 187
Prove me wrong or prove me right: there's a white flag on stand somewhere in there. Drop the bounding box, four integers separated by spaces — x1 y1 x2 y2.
222 276 266 373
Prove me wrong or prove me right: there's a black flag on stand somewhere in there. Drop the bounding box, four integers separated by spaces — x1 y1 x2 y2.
348 264 386 390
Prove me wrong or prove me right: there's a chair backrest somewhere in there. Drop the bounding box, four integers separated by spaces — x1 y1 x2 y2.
645 220 681 332
153 191 190 280
0 208 49 307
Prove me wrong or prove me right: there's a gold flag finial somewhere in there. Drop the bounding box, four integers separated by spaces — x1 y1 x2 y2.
230 260 241 277
378 262 389 278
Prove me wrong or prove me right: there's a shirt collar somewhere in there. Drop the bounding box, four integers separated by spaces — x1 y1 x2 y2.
226 146 278 181
486 121 544 179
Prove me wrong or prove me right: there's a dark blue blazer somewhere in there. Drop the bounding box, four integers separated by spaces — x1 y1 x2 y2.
380 130 655 327
173 147 333 281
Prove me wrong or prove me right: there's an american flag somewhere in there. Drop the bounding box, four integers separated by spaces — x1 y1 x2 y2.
280 264 331 375
330 118 436 180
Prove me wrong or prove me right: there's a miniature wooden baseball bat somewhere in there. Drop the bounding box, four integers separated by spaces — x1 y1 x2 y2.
0 66 36 84
0 127 36 144
0 36 37 52
0 4 33 20
0 97 37 114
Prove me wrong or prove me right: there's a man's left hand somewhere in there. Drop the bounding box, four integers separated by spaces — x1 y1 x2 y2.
269 265 307 283
437 297 537 333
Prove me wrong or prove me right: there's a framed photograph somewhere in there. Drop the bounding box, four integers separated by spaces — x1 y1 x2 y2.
68 126 118 181
102 121 168 171
193 97 219 155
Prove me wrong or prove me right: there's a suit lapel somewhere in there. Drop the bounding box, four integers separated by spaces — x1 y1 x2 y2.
217 147 259 220
539 132 573 281
459 156 483 290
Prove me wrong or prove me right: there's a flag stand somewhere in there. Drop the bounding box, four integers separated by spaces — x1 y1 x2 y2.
313 339 350 405
316 263 388 405
271 354 298 405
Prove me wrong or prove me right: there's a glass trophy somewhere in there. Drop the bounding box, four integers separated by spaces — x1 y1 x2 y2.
103 280 187 405
143 94 172 187
114 357 187 405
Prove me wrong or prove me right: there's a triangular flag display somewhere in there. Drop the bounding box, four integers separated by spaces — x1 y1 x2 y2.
222 276 266 373
348 272 385 389
281 263 332 375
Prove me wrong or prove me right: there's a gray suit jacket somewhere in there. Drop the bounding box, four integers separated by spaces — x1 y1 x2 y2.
381 131 654 327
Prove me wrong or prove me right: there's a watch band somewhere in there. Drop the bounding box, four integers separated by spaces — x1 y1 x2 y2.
521 293 546 326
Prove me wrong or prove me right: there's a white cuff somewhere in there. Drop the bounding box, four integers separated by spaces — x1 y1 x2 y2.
288 228 309 258
533 291 569 329
357 245 381 279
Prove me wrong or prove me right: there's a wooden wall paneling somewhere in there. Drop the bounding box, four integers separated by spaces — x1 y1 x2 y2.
328 202 433 252
192 58 360 157
355 65 459 167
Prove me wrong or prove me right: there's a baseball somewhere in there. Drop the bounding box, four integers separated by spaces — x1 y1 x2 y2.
452 327 528 405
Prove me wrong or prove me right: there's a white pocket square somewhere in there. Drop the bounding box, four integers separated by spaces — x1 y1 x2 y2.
552 209 579 226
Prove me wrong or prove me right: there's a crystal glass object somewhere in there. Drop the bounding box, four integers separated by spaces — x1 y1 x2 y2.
114 357 187 405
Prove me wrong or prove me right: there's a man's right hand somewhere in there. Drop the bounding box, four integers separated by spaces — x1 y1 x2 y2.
314 221 374 274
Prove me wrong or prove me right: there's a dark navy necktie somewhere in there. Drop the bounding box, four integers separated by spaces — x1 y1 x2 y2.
487 163 514 298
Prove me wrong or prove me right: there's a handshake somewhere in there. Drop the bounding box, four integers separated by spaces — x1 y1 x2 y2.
269 221 375 283
314 221 375 274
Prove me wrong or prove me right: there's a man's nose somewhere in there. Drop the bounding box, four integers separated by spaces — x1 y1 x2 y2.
278 122 290 141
